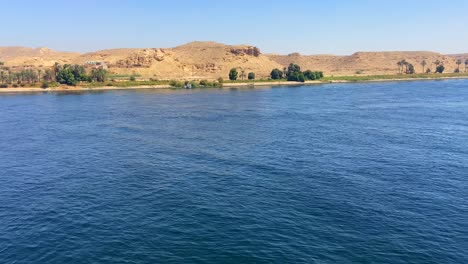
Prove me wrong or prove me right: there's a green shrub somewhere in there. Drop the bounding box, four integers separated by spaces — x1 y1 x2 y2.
298 72 305 82
196 79 222 88
248 72 255 80
129 76 136 81
48 82 60 88
217 77 224 83
56 67 77 85
90 68 108 82
0 84 8 88
436 65 445 73
12 84 18 88
270 68 283 79
304 70 316 80
169 80 184 88
229 68 238 80
189 81 199 88
40 82 49 89
286 63 301 78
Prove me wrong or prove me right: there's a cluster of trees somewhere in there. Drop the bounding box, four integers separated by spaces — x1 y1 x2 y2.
229 68 256 81
398 59 468 74
54 64 108 85
169 79 223 88
397 60 415 74
0 63 109 87
271 64 323 82
0 69 41 84
429 60 445 74
228 65 323 82
455 59 468 73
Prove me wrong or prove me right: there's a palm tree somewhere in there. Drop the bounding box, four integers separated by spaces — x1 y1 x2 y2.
397 61 403 74
421 60 427 74
401 60 408 74
431 60 440 73
44 69 53 82
0 70 4 83
38 69 42 82
240 69 246 80
53 62 61 76
465 59 468 73
456 59 462 73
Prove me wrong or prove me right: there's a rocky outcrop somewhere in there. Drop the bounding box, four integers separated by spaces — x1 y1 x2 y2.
194 63 218 72
116 48 168 67
230 46 261 57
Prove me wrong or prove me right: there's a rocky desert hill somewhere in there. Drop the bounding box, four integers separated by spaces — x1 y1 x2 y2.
0 42 466 79
0 47 79 67
268 51 462 75
72 41 282 79
447 53 468 62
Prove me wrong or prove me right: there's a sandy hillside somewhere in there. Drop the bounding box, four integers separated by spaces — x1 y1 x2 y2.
268 51 461 75
0 42 466 78
0 47 79 67
71 41 283 79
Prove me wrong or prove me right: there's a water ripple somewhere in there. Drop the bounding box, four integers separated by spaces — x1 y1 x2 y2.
1 80 468 263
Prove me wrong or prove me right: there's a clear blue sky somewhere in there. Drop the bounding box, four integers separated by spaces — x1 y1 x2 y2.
2 0 467 55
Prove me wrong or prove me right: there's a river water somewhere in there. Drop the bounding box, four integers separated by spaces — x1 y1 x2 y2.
1 80 467 263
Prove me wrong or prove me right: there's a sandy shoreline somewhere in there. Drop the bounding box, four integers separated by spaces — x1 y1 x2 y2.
0 85 172 94
1 76 467 94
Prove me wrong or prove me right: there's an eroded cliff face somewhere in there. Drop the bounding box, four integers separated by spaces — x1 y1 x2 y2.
230 46 261 57
115 49 169 67
92 42 279 79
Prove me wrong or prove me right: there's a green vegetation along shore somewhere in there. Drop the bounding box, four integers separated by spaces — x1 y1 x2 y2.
1 73 468 94
1 61 468 93
321 72 468 82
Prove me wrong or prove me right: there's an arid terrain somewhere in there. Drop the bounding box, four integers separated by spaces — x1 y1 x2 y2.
1 42 467 79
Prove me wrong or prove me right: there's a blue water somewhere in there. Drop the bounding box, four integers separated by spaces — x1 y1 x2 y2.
1 80 467 263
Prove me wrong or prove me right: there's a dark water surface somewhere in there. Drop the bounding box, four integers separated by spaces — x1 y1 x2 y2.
1 80 467 263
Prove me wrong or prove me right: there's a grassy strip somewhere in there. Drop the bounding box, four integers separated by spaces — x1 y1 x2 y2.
225 79 288 84
2 73 468 90
108 74 142 78
322 73 468 82
83 80 170 88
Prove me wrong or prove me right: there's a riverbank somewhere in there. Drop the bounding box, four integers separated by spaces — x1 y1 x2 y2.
0 81 309 94
1 74 468 94
0 84 172 94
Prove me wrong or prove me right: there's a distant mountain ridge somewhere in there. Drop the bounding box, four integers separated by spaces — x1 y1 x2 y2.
1 42 467 79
